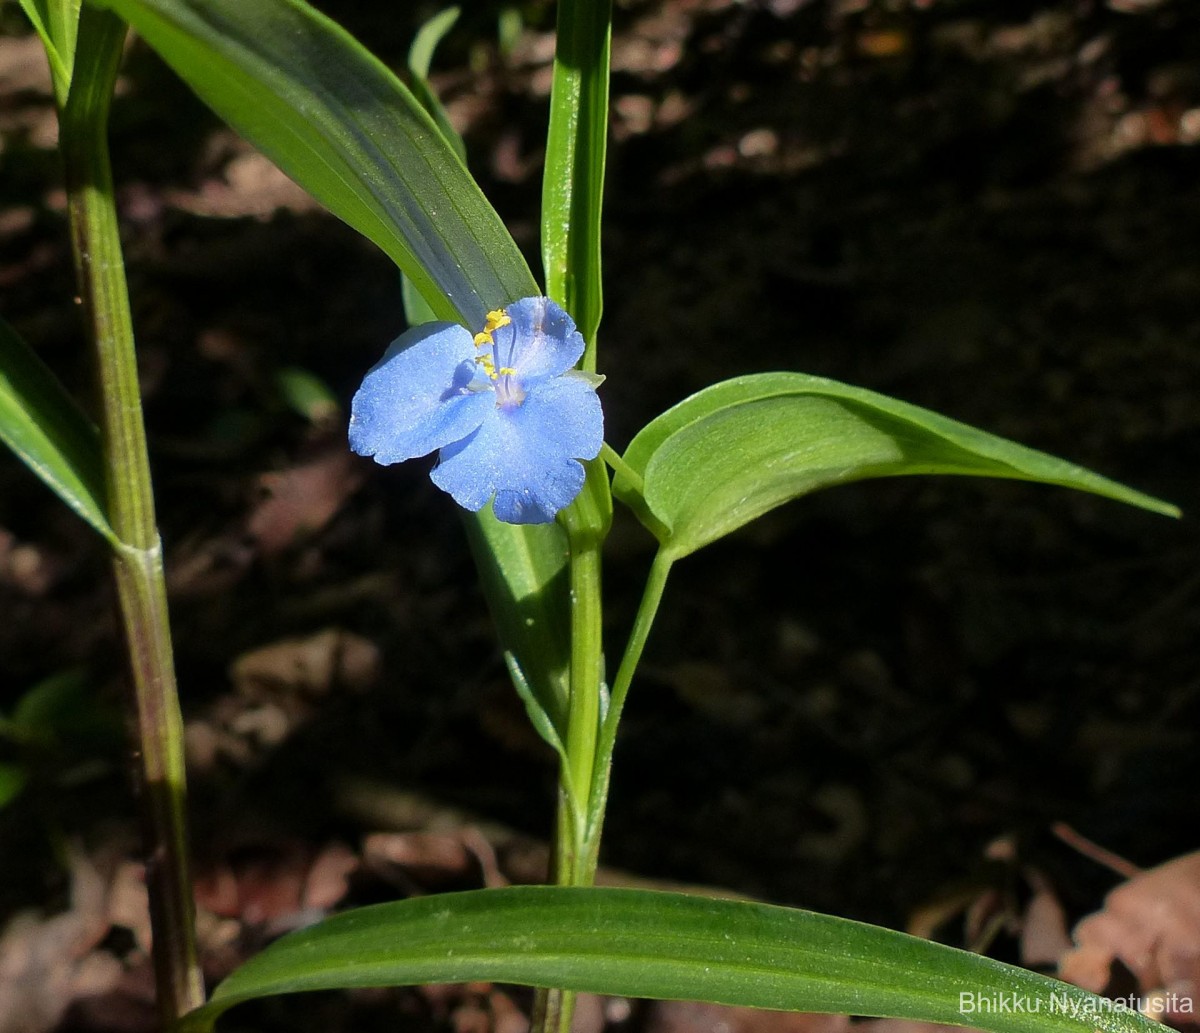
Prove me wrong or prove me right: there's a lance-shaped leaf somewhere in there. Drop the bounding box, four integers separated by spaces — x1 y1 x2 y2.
179 887 1168 1033
464 514 571 738
0 316 113 543
395 8 571 746
614 373 1178 560
406 6 466 165
542 0 612 360
100 0 570 715
95 0 538 329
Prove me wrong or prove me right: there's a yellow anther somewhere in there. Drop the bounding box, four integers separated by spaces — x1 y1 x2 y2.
498 367 517 376
473 331 493 347
484 309 512 333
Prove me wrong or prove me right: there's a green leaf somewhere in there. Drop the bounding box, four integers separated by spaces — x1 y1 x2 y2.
394 13 572 749
104 0 571 740
11 668 119 748
505 652 569 766
409 6 459 80
615 373 1179 560
12 668 89 733
541 0 611 358
0 316 114 543
406 6 466 165
402 7 468 315
274 366 338 424
181 887 1168 1033
18 0 81 104
96 0 537 329
497 6 523 58
463 513 571 738
0 762 29 809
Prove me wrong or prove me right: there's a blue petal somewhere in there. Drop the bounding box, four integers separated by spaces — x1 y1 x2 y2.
430 373 603 523
489 296 584 383
349 321 493 465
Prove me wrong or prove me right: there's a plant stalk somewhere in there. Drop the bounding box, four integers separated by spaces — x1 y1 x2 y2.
60 8 204 1024
536 459 611 1033
587 548 672 844
538 0 613 1024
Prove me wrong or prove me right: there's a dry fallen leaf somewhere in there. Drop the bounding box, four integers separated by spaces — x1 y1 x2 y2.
1020 883 1073 969
231 627 380 699
0 850 122 1033
1060 850 1200 1024
193 840 358 933
645 1001 850 1033
247 447 364 554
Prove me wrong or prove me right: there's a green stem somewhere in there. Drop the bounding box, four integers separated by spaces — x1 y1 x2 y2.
60 8 203 1024
599 441 640 491
563 540 602 870
538 458 609 1033
586 548 673 842
599 442 670 542
538 0 613 1027
534 546 672 1033
555 457 612 882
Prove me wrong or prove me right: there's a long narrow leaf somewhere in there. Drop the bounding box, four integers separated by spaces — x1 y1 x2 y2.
397 8 572 740
0 317 113 542
102 0 573 719
182 887 1166 1033
541 0 612 358
96 0 537 328
464 514 571 734
407 6 466 164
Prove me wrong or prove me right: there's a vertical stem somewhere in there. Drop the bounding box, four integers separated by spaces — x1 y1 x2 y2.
561 536 603 878
534 544 669 1033
558 458 612 882
60 8 203 1024
540 0 613 1027
537 458 611 1033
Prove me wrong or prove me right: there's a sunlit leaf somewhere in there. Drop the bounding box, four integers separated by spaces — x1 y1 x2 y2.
181 887 1168 1033
395 10 571 740
615 373 1178 559
463 513 570 736
96 0 537 328
407 5 465 164
541 0 611 358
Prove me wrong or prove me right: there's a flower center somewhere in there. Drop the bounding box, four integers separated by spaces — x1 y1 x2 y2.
493 371 526 408
472 308 525 408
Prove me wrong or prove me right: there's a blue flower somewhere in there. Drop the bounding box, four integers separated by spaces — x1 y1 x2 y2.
349 296 604 524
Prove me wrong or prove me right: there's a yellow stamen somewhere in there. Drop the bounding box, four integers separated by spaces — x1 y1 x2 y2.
484 309 512 333
475 354 498 380
498 367 517 376
473 331 493 347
